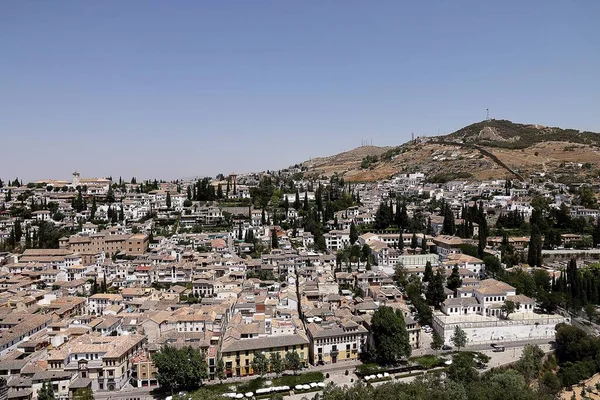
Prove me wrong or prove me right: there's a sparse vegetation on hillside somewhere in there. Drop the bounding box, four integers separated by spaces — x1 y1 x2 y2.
447 119 600 149
426 172 473 183
360 155 379 169
380 147 403 161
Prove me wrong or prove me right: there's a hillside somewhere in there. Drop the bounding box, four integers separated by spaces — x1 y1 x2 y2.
445 119 600 149
300 120 600 183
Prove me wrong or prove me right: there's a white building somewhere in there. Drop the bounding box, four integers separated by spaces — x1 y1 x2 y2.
87 294 123 315
324 230 351 251
432 279 569 346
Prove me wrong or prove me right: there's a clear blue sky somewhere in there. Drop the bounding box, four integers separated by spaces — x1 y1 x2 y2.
2 1 599 183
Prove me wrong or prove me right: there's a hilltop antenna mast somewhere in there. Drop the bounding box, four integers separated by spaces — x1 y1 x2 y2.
486 108 490 121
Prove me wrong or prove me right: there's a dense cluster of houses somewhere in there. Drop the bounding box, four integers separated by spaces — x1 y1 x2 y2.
0 170 589 399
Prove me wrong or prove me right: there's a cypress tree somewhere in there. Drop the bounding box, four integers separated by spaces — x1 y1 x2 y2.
316 184 323 212
411 233 418 249
442 206 455 235
423 261 433 282
294 189 300 210
303 191 309 212
8 229 15 248
477 201 488 258
106 186 115 204
426 269 446 308
528 223 543 268
398 231 404 252
447 264 463 291
374 202 392 230
350 222 358 245
14 220 22 243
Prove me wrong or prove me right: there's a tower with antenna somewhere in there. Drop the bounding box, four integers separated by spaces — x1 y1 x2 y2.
486 108 490 121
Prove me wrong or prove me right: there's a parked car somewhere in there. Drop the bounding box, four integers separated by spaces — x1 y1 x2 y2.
442 345 453 351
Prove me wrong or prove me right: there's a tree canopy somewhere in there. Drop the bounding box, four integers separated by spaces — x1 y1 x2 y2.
451 326 467 351
370 306 411 364
152 346 208 393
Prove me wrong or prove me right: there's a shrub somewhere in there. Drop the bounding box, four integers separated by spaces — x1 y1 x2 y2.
426 171 473 184
360 155 379 169
355 363 383 377
409 355 445 369
274 372 324 387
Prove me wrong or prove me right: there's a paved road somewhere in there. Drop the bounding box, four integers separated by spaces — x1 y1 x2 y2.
95 388 156 400
95 360 363 400
99 338 554 400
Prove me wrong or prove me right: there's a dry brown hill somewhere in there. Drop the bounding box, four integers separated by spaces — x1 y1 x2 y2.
300 120 600 183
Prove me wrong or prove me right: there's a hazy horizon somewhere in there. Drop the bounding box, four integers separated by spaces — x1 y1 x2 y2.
2 1 599 183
